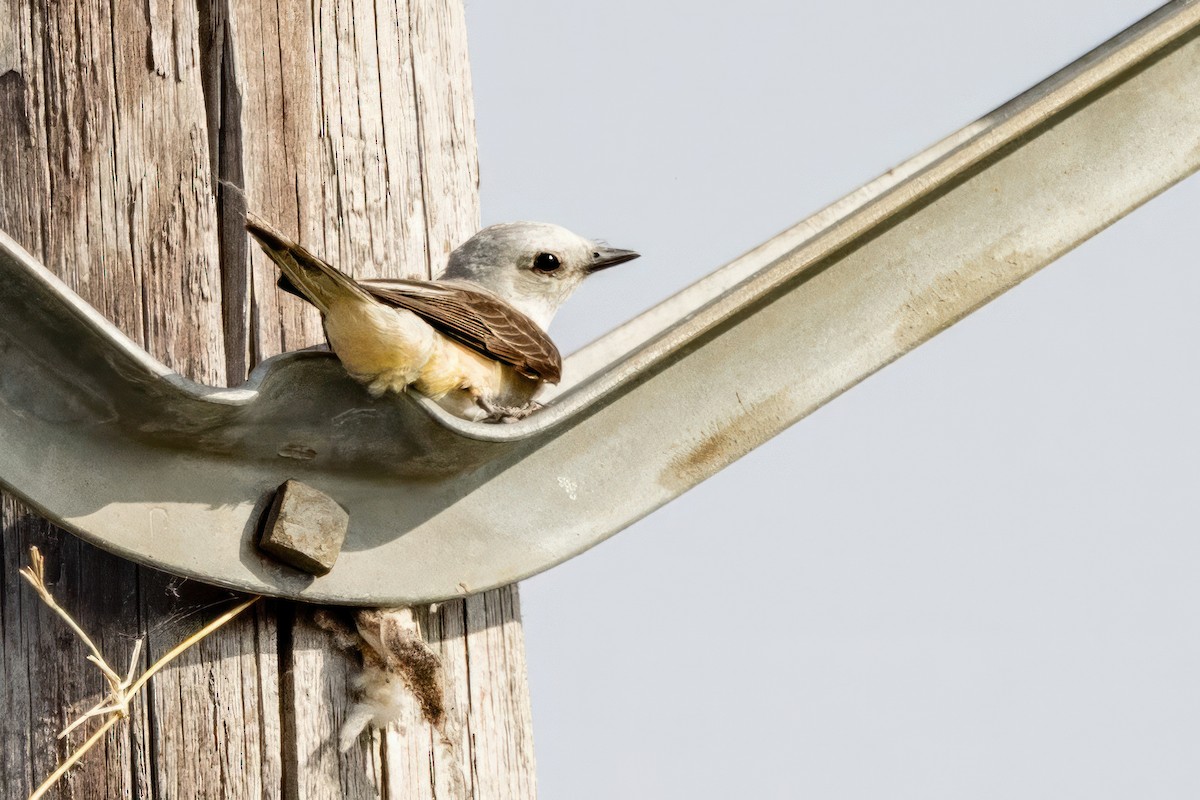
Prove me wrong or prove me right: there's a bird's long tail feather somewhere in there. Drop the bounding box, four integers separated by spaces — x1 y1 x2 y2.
245 215 369 314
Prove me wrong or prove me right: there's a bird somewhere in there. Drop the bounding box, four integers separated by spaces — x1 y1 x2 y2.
245 216 639 422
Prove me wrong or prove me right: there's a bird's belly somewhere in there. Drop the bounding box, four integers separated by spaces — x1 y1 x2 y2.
324 302 437 395
419 338 540 420
322 301 539 416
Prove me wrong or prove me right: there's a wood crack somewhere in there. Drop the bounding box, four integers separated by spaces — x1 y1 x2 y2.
405 0 432 275
277 605 299 800
199 0 251 382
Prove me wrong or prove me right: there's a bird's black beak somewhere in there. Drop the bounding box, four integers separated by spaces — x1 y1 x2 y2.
587 246 640 273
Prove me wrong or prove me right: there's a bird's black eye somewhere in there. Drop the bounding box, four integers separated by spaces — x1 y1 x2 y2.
533 252 561 273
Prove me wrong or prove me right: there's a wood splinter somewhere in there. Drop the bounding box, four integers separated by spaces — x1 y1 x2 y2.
258 479 349 575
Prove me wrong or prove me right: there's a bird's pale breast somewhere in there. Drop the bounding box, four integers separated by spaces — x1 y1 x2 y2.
323 301 436 396
323 298 539 415
419 336 541 419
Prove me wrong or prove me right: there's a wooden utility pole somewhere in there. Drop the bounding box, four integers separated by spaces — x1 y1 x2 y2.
0 0 535 797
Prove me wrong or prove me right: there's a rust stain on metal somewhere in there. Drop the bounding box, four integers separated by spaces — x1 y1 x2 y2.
660 389 794 493
894 246 1033 350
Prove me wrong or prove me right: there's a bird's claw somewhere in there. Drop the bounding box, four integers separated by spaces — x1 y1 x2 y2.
476 399 543 424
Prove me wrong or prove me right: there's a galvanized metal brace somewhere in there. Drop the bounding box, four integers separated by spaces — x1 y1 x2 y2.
2 1 1198 604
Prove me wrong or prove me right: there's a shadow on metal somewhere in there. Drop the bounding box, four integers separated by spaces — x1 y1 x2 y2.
2 0 1198 603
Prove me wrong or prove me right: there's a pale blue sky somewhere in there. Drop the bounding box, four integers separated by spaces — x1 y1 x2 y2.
467 2 1199 797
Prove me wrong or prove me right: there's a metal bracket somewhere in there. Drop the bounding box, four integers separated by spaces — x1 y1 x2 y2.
2 1 1198 604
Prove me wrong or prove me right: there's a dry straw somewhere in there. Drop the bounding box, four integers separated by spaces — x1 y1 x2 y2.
19 546 259 800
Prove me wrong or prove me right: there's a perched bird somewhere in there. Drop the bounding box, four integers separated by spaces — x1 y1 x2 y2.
246 217 638 422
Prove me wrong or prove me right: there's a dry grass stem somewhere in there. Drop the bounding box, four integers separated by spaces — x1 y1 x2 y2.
20 547 108 670
20 546 260 800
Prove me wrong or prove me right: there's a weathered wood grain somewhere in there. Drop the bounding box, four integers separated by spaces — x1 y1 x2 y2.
1 0 535 795
1 1 280 798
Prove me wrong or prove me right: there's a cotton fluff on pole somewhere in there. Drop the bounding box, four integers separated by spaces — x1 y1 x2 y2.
246 216 638 422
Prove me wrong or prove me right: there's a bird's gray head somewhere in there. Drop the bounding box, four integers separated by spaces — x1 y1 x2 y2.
438 222 639 330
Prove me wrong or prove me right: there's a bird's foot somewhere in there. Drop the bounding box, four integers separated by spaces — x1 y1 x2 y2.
475 398 543 424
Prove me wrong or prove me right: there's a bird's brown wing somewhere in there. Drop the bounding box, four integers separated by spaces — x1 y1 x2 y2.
357 278 562 384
